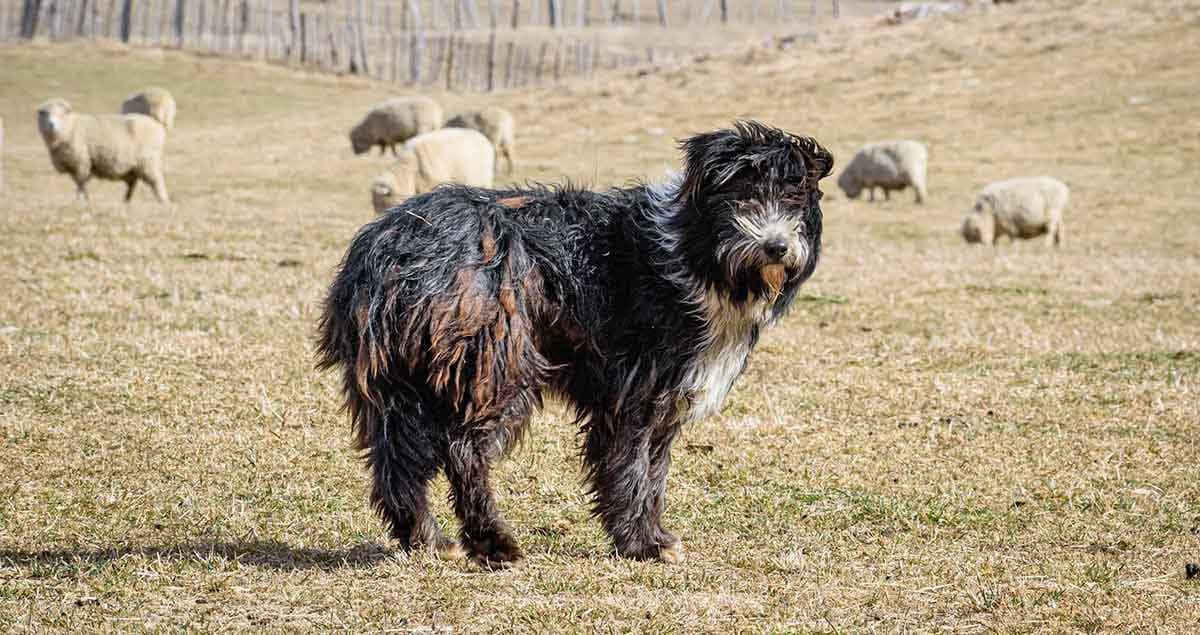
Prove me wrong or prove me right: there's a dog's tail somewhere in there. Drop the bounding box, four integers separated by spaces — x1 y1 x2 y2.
316 220 396 451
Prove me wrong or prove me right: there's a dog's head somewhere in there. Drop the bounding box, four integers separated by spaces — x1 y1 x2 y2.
672 121 834 309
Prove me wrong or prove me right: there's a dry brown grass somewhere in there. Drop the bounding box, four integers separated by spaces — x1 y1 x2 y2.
1 0 1198 630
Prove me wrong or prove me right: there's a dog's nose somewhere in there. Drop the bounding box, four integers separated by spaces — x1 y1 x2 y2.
763 238 789 261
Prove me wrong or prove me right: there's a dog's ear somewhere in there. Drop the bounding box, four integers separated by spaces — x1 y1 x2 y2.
792 135 835 186
675 128 736 210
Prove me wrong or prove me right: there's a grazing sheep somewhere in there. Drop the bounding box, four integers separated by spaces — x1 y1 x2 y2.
121 87 177 131
37 98 170 204
370 128 495 214
444 107 517 174
350 96 443 156
961 176 1069 247
837 140 928 204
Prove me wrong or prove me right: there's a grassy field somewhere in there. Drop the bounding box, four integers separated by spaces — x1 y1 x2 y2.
1 0 1198 630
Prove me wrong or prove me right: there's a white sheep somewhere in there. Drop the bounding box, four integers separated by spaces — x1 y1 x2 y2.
961 176 1069 247
121 87 177 131
370 128 495 214
37 98 169 204
444 107 517 174
350 96 443 156
837 140 929 204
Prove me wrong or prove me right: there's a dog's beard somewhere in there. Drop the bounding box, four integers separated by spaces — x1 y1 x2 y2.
760 264 787 301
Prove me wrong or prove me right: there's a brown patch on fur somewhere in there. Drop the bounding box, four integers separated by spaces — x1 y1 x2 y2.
480 226 497 260
761 264 787 300
498 288 518 316
496 196 532 209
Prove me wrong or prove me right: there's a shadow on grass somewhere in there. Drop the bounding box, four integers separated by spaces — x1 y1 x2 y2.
0 540 396 572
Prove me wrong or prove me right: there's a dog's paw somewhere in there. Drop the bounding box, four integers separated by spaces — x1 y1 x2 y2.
465 530 524 570
434 537 467 562
658 539 686 564
616 536 686 563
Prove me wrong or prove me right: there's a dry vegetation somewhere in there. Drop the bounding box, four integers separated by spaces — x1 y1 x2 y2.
1 0 1198 630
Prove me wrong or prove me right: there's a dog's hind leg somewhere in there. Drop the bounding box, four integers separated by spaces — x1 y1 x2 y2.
367 405 461 560
444 425 525 568
584 418 683 562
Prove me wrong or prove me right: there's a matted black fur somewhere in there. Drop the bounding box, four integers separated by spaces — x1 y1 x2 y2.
317 121 833 567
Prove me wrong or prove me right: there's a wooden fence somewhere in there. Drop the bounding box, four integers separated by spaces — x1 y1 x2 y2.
0 1 845 91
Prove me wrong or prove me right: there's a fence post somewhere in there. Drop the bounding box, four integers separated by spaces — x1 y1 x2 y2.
654 0 665 26
510 0 518 28
261 0 270 57
535 40 548 84
486 29 496 91
118 0 130 41
444 33 455 90
832 0 839 19
155 0 166 43
286 0 297 57
21 0 43 39
74 0 87 35
237 0 247 54
503 39 514 88
195 0 205 47
408 0 422 82
172 0 183 45
553 37 562 80
354 0 368 74
140 0 150 41
546 0 556 28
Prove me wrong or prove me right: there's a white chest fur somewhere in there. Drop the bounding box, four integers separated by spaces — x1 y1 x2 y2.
679 290 771 422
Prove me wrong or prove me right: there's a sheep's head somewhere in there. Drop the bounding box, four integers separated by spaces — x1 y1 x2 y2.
961 200 991 244
836 168 861 199
349 126 372 155
37 98 73 142
370 175 399 215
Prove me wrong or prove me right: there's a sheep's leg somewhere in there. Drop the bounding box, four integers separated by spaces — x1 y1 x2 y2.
503 145 516 174
884 188 892 201
72 173 91 206
145 169 170 204
123 175 139 202
1048 217 1063 248
389 144 399 158
914 182 926 204
868 188 876 203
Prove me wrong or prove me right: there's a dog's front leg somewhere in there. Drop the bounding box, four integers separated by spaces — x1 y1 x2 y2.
585 419 684 563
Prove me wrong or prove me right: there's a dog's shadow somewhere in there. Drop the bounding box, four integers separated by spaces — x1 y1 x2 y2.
0 540 396 572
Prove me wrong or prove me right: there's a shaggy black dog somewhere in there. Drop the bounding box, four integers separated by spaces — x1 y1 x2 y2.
317 121 833 568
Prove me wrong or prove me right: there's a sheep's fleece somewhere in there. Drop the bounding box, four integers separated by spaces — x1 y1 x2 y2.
121 87 177 131
371 128 495 213
350 96 443 155
961 176 1069 247
837 140 928 203
445 107 517 174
